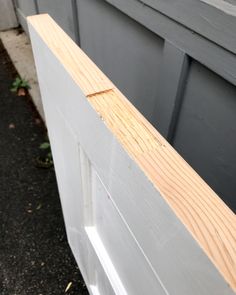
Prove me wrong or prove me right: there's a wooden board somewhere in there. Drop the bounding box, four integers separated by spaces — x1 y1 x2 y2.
28 14 236 295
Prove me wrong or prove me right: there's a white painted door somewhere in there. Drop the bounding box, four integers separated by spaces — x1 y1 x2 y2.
28 15 235 295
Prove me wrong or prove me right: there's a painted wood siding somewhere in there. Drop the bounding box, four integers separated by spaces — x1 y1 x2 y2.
15 0 236 211
0 0 18 30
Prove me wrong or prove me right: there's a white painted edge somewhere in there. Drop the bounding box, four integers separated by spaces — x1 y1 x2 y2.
90 285 101 295
85 226 128 295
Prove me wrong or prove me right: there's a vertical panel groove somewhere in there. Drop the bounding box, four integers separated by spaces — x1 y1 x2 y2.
71 0 81 45
34 0 39 14
167 55 190 143
152 41 189 139
79 147 94 226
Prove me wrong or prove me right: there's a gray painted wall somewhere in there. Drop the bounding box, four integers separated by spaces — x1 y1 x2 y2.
78 0 164 119
173 61 236 209
15 0 37 32
37 0 77 41
0 0 18 30
15 0 236 212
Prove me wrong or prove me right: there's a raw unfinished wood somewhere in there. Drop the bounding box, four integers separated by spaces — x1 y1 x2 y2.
28 14 236 293
27 13 113 96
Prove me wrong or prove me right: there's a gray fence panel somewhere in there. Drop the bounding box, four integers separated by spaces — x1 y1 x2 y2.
17 0 37 15
37 0 77 41
104 0 236 87
80 0 236 211
15 0 236 210
15 0 37 32
173 60 236 211
77 0 164 120
0 0 18 30
142 0 236 54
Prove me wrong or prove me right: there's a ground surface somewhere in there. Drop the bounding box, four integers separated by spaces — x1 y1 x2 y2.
0 28 44 120
0 40 88 295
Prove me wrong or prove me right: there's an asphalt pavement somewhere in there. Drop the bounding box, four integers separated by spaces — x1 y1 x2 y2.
0 39 88 295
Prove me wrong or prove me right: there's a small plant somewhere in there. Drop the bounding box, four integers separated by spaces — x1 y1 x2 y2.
35 141 53 168
40 142 51 150
11 76 30 96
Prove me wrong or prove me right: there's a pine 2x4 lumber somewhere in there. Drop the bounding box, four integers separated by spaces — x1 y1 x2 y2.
27 14 236 293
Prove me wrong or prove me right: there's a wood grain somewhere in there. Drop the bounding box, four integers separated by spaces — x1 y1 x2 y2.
28 14 236 292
